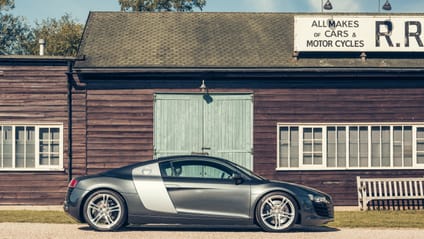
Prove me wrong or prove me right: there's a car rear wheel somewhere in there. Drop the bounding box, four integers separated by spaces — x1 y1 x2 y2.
255 192 298 232
83 190 127 231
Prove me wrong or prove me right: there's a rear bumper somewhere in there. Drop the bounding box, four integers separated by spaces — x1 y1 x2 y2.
63 188 88 222
63 200 82 222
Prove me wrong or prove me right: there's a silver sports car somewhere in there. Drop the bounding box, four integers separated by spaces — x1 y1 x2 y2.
64 155 333 232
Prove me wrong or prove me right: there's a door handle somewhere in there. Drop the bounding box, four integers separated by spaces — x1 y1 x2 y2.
201 147 211 150
165 184 180 188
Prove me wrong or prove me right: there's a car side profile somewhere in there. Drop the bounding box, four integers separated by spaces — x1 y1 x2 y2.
64 155 333 232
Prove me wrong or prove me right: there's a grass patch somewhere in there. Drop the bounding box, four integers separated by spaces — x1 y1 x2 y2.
328 211 424 228
0 210 77 224
0 210 424 228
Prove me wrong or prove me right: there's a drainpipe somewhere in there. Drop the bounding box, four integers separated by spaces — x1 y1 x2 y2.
66 61 73 182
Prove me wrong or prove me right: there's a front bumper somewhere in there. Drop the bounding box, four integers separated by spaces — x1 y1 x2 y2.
300 198 334 226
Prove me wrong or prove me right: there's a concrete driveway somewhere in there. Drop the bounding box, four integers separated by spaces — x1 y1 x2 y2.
0 223 423 239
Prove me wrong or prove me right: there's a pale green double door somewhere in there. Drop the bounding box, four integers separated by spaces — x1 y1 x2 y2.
154 93 253 169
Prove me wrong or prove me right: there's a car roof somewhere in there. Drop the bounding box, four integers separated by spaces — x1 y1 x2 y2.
155 155 230 164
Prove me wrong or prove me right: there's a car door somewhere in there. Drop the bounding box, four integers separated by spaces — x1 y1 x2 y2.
159 159 251 219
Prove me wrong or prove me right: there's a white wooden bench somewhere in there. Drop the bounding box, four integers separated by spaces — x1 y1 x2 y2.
357 176 424 210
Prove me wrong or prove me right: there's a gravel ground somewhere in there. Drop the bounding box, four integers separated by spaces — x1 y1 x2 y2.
0 223 423 239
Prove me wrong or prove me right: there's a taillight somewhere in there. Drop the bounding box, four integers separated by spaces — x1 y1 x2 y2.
68 178 78 188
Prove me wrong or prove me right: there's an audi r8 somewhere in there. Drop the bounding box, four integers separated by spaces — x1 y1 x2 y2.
64 155 333 232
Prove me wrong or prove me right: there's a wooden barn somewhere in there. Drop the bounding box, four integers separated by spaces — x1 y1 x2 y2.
2 12 424 206
0 56 80 204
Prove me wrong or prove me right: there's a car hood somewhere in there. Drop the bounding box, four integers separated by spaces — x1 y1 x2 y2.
269 180 331 198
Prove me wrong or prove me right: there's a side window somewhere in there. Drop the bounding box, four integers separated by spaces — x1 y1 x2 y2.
159 160 233 180
159 161 173 176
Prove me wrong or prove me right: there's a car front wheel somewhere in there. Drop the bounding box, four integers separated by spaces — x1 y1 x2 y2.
83 190 127 231
255 192 298 232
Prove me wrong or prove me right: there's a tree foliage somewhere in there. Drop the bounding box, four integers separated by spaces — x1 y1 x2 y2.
27 14 84 56
1 0 83 56
0 0 14 11
118 0 206 12
0 0 33 55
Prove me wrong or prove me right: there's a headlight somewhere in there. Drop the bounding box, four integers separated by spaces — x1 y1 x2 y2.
308 194 329 204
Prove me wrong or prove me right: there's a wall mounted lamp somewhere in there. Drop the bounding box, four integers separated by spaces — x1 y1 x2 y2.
321 0 333 12
199 80 207 93
379 0 392 12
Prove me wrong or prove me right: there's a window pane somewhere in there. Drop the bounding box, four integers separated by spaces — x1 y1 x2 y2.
359 127 369 167
3 126 13 168
290 127 299 167
39 143 49 153
279 127 300 168
315 142 322 153
403 127 412 167
26 127 35 168
278 124 424 169
314 154 322 165
51 144 60 153
337 127 346 167
314 128 322 140
371 126 380 167
381 126 390 167
417 142 424 151
38 127 61 168
303 127 322 166
51 128 60 140
39 154 49 166
179 164 201 177
393 126 402 167
304 128 312 140
303 154 313 165
159 161 172 176
279 127 289 167
327 127 336 167
418 154 424 164
0 127 2 167
15 127 25 168
417 128 424 139
304 143 312 152
349 127 359 167
417 128 424 164
39 128 49 141
204 165 231 179
50 156 59 166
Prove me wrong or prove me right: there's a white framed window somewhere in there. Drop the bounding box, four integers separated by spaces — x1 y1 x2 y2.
277 123 424 170
0 124 63 171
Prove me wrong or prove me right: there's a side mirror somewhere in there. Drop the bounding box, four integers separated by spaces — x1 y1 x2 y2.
232 173 244 185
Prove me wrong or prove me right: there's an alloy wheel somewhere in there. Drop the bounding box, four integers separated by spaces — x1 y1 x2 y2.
256 192 297 232
84 190 126 231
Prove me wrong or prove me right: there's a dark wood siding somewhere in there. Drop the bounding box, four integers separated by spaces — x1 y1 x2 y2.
86 89 154 174
0 64 86 205
80 78 424 206
253 88 424 206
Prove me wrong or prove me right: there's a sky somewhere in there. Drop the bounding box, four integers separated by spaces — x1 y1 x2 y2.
10 0 424 25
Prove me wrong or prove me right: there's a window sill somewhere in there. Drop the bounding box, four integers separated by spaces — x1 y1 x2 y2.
0 168 65 172
276 166 424 171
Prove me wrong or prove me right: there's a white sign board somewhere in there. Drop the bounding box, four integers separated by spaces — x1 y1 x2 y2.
294 16 424 52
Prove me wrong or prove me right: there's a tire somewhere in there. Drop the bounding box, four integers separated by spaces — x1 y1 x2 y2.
83 190 127 231
255 192 298 232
